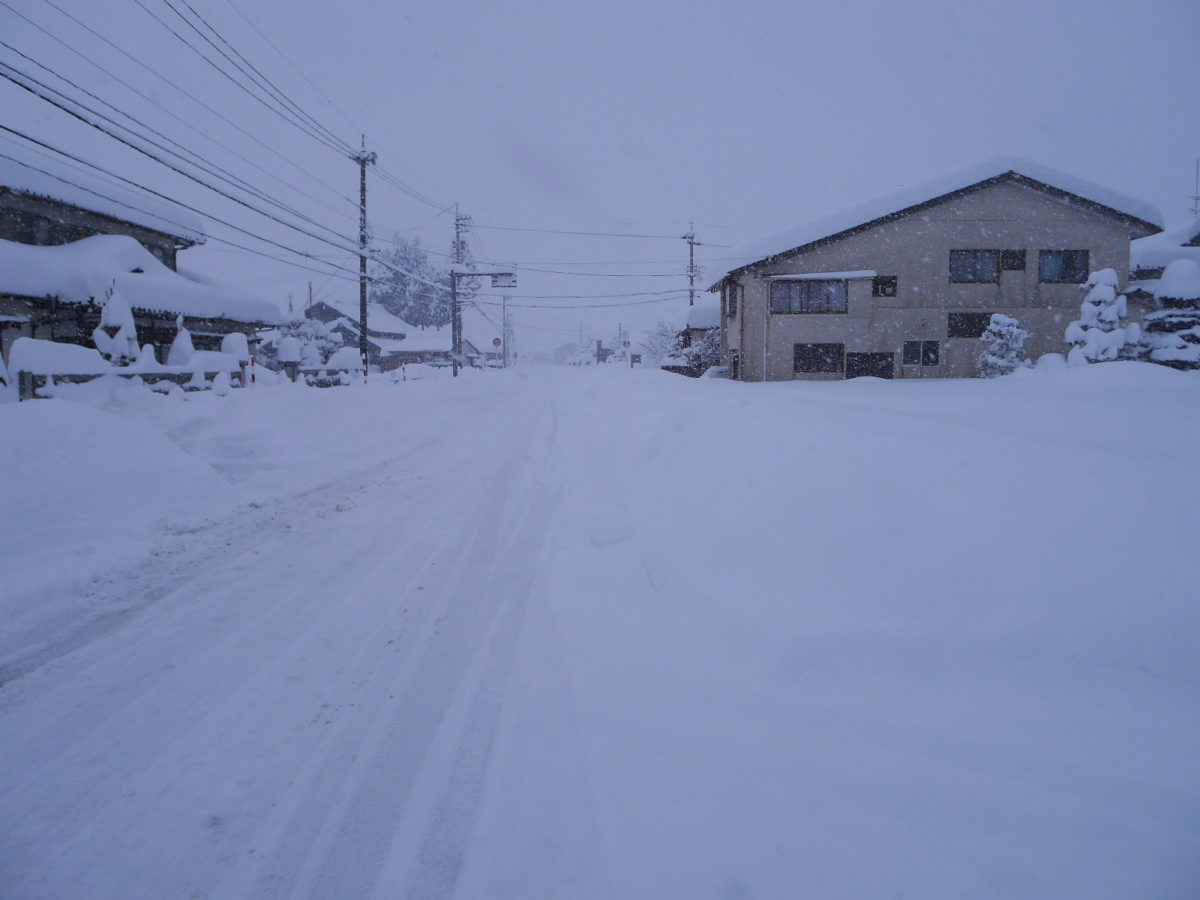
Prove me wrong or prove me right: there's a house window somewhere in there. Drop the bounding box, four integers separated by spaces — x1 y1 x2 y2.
949 250 1001 283
872 275 897 297
903 340 940 366
770 280 847 314
726 283 738 317
794 343 844 373
1001 249 1026 271
947 312 994 338
1039 249 1089 283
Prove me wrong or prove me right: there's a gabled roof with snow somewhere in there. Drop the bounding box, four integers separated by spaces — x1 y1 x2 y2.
0 150 204 243
0 235 280 324
309 299 411 337
708 157 1163 289
685 299 721 331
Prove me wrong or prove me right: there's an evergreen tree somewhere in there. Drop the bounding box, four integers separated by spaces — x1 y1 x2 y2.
978 313 1029 377
1064 268 1139 365
1142 259 1200 370
681 327 722 373
371 235 453 328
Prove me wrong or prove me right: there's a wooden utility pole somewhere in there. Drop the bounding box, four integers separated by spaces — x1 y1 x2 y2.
451 206 470 377
684 223 698 306
351 137 377 363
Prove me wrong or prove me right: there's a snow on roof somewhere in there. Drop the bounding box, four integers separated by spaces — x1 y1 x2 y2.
0 150 205 243
0 235 281 324
685 299 721 330
708 157 1163 289
316 298 412 336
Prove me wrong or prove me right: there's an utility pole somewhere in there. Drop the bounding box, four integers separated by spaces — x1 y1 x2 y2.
501 292 510 368
351 136 377 365
683 223 699 306
451 205 471 377
1190 157 1200 220
307 281 313 310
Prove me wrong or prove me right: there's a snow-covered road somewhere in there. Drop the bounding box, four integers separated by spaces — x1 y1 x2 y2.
1 365 1198 898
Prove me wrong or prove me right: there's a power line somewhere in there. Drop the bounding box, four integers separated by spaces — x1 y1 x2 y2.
131 0 350 156
165 0 351 153
0 149 360 282
30 0 357 210
0 63 365 257
473 295 692 310
472 223 685 239
2 0 356 225
0 40 353 243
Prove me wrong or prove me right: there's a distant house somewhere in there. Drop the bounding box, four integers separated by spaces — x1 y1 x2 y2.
708 158 1162 381
0 156 279 365
304 300 488 369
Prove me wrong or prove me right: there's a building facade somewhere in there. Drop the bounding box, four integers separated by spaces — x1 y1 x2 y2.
711 163 1162 381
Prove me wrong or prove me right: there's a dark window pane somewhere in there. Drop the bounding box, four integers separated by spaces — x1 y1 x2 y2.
950 250 1000 283
922 340 940 366
903 340 922 365
1001 249 1026 271
1039 250 1089 283
794 342 844 373
872 275 897 297
728 285 738 317
802 280 846 313
770 281 792 313
947 312 993 338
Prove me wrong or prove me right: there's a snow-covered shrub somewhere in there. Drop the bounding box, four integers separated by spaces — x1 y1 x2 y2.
1141 259 1200 370
1064 269 1139 365
167 315 194 366
681 327 722 372
978 313 1029 378
92 282 139 366
642 320 682 364
221 332 250 361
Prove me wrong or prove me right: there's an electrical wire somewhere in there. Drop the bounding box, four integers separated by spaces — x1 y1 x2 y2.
132 0 350 156
0 41 354 242
31 0 357 209
2 0 356 224
0 63 367 257
0 149 360 282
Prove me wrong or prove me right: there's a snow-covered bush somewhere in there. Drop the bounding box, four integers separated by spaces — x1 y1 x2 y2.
1141 259 1200 370
978 314 1029 378
1064 269 1139 365
221 332 250 361
92 282 139 366
167 315 194 366
642 320 682 364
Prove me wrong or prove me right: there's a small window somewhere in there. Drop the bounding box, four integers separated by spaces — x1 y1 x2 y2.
903 340 940 365
872 275 897 297
1001 249 1026 271
947 312 994 338
726 284 738 317
794 342 844 373
949 250 1001 283
1039 250 1089 283
771 280 847 314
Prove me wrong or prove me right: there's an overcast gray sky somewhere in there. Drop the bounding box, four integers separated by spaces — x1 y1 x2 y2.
3 0 1198 351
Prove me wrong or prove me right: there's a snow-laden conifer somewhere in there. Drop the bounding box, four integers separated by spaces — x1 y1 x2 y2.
92 281 139 366
1142 259 1200 370
978 314 1029 377
1064 268 1139 365
167 315 195 366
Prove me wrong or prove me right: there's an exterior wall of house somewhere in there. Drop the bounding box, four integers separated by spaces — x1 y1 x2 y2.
725 180 1135 381
0 190 186 270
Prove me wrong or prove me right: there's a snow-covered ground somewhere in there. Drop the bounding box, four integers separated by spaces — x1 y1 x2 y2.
1 365 1197 898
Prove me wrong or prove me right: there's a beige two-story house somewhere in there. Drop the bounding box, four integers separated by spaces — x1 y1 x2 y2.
708 159 1162 381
